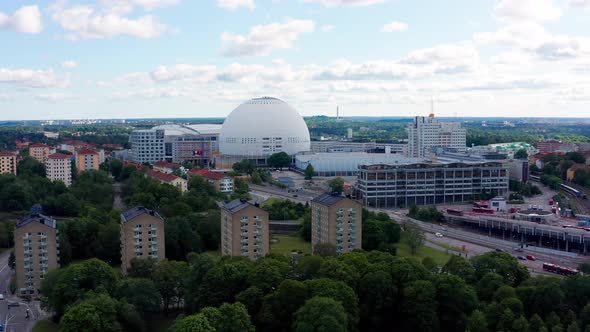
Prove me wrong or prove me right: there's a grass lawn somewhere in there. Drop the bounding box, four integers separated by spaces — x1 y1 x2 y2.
270 234 311 255
32 320 59 332
396 233 452 266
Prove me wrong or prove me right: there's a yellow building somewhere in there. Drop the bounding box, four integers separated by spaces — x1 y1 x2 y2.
76 149 100 173
120 206 166 273
14 212 59 296
46 153 72 186
29 143 51 163
311 193 362 254
221 199 269 260
0 150 17 175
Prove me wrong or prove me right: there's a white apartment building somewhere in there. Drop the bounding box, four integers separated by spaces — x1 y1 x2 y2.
407 114 466 158
46 153 72 187
129 129 165 164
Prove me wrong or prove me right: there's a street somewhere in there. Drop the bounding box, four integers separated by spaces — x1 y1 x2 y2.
0 251 43 332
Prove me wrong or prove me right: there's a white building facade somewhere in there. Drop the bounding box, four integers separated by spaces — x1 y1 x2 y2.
407 114 466 158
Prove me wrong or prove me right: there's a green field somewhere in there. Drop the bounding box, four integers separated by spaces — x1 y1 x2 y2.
270 234 311 255
395 233 452 266
32 320 59 332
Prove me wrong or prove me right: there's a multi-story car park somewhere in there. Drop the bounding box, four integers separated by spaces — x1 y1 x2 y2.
357 161 508 208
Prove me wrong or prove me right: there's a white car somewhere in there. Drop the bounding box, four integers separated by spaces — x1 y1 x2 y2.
435 232 443 238
0 294 4 300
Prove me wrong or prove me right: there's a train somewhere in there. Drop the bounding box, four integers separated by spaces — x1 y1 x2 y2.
562 225 590 232
561 184 583 198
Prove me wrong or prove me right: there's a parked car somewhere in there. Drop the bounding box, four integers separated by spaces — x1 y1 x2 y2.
495 248 503 252
517 256 527 260
435 232 443 238
0 293 4 300
0 322 4 331
7 302 19 308
526 255 536 261
513 247 523 252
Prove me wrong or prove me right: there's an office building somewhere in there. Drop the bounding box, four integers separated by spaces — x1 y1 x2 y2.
507 159 529 183
76 149 100 173
46 153 72 186
29 143 51 163
220 199 269 260
129 124 221 165
357 161 508 208
14 212 59 295
407 114 466 158
0 150 17 175
311 194 362 254
120 206 166 273
146 169 188 193
188 168 234 193
310 140 376 153
295 152 423 177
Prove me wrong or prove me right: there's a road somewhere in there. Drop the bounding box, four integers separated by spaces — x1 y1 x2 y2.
249 184 317 204
0 251 44 332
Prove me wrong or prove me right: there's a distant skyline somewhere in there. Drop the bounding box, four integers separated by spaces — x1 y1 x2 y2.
2 0 590 120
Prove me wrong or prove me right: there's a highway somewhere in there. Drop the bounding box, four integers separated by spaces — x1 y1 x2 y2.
0 251 43 332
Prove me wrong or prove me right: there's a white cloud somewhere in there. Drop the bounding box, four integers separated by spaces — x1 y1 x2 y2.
150 64 217 82
321 25 334 32
301 0 386 7
49 2 170 40
35 93 79 102
0 68 68 88
216 0 255 10
61 60 78 69
494 0 561 23
221 19 315 57
0 5 42 34
100 0 180 13
382 21 408 33
568 0 590 7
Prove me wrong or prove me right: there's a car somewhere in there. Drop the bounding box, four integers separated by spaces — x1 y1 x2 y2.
0 322 4 331
435 232 443 238
0 293 4 300
526 255 536 261
517 256 527 260
513 247 523 252
495 248 503 252
7 301 19 308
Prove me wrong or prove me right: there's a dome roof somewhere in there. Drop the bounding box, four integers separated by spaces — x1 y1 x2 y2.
220 97 311 156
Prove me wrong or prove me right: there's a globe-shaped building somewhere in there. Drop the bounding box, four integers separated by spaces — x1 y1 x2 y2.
219 97 311 156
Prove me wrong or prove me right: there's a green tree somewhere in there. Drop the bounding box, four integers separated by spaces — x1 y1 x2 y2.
59 302 106 332
579 303 590 329
466 310 488 332
232 160 255 175
259 279 308 331
568 322 581 332
530 313 545 332
402 280 440 332
235 286 263 320
114 278 161 315
247 258 289 293
304 163 315 180
434 274 478 331
513 316 530 332
305 278 360 330
471 251 529 285
293 296 348 332
201 302 255 332
267 152 291 169
515 149 529 159
497 308 516 332
127 257 157 279
358 269 396 330
328 177 345 194
172 313 215 332
153 260 189 314
443 255 476 283
405 223 425 255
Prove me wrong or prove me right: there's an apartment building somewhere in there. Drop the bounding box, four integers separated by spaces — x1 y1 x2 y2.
146 169 187 193
76 149 100 173
311 194 362 255
0 150 17 175
46 153 72 186
29 143 51 163
357 161 509 208
129 129 165 164
220 199 269 260
120 206 166 273
14 213 59 295
153 161 181 174
188 168 234 193
407 114 466 158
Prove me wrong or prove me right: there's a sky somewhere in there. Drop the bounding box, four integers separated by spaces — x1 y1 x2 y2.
1 0 590 120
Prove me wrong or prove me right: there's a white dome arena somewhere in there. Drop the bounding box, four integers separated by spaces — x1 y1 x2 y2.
219 97 311 156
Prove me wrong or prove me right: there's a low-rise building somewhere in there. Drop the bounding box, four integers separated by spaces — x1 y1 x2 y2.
153 161 181 174
0 150 17 175
76 149 100 173
188 168 234 193
120 206 166 273
311 193 362 255
29 143 51 163
146 169 187 192
46 153 72 186
507 159 529 183
357 161 509 208
220 199 269 260
14 212 59 296
566 164 590 181
310 140 377 153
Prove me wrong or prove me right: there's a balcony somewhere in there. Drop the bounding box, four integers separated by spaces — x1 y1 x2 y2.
241 239 248 244
350 242 356 246
134 249 142 254
241 245 249 250
41 249 48 254
240 252 249 257
151 241 158 245
336 229 343 235
350 235 356 240
24 249 31 255
336 236 342 241
256 224 262 230
349 222 356 227
41 263 48 268
133 234 141 240
24 257 31 262
241 232 248 236
150 226 157 231
149 254 158 259
134 241 141 246
22 234 30 240
151 234 157 239
41 256 48 261
350 229 357 233
240 226 249 231
40 234 47 239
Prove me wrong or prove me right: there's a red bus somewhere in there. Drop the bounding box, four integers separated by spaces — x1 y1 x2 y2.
543 263 579 276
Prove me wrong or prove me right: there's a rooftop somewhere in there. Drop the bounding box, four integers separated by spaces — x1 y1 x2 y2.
29 143 49 148
48 153 71 160
121 206 163 223
154 160 181 169
312 193 346 206
16 213 57 229
76 148 99 155
146 169 183 182
223 199 258 214
0 150 16 157
189 168 227 180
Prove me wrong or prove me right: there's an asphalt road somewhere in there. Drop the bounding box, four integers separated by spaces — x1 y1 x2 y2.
0 251 43 332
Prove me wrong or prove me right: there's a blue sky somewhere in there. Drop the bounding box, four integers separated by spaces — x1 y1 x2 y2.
1 0 590 120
